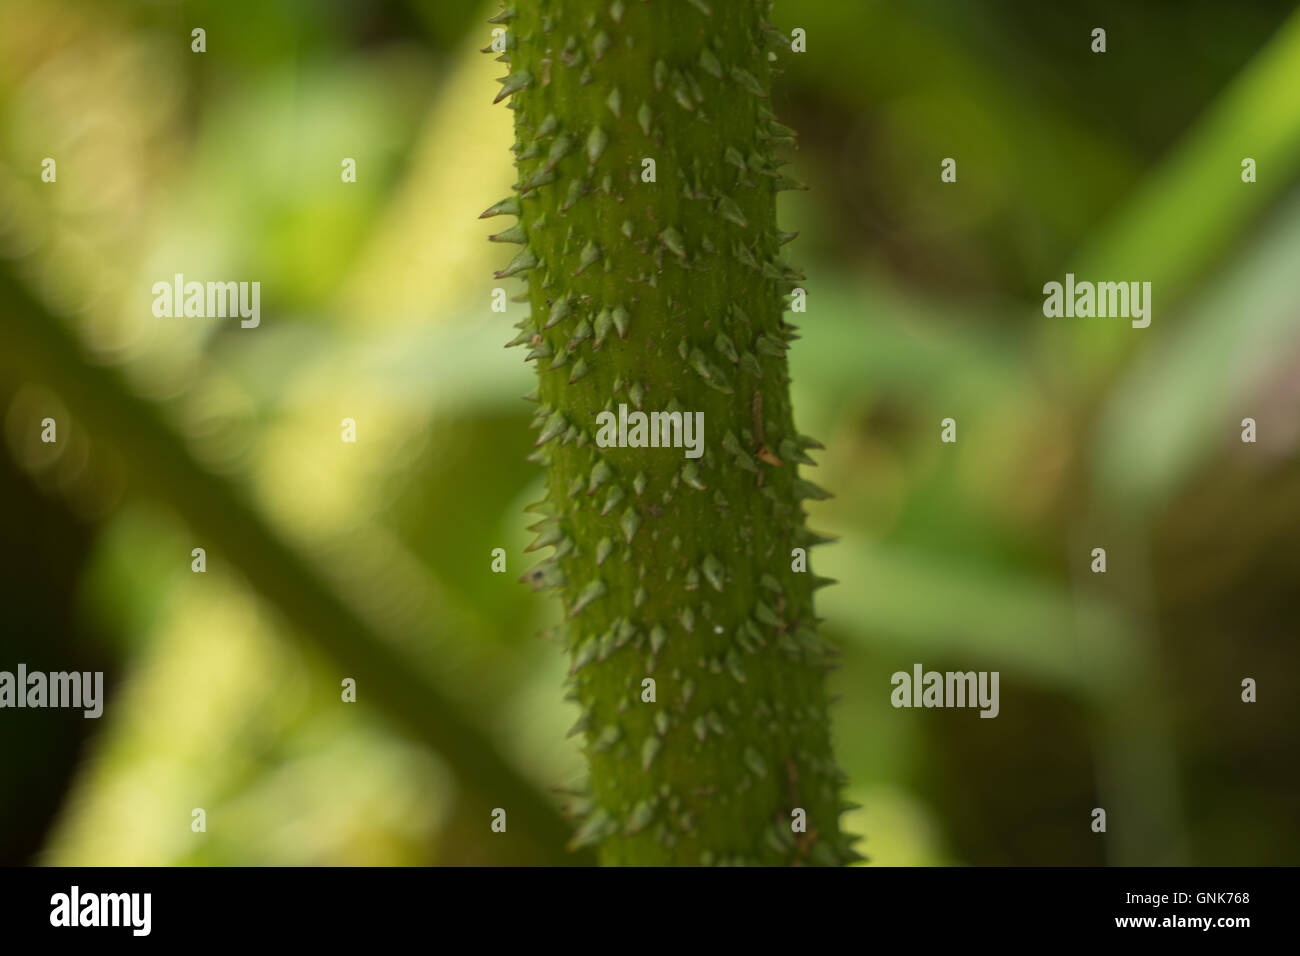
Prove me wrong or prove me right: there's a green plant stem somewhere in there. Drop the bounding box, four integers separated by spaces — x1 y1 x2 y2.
490 0 857 864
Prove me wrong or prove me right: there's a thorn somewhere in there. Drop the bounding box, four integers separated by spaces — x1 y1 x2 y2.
619 507 641 543
673 81 695 112
680 462 706 490
489 223 527 243
534 411 566 446
730 66 766 98
562 177 586 212
569 579 608 618
612 306 630 338
519 166 557 194
641 735 663 771
575 241 603 275
793 478 833 501
699 48 723 79
599 484 625 516
779 437 815 465
480 196 522 219
544 133 575 171
586 126 609 165
567 808 616 851
542 295 573 329
715 193 748 228
714 332 739 363
593 308 613 348
495 246 537 278
701 553 725 591
660 227 687 258
493 71 533 104
588 460 613 494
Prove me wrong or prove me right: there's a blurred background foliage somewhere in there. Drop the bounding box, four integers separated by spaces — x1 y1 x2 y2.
1 0 1297 865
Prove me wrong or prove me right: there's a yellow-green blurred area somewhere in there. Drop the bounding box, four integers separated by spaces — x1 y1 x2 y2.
2 0 1298 866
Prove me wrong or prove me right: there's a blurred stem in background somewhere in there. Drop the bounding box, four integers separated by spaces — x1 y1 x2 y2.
0 264 588 866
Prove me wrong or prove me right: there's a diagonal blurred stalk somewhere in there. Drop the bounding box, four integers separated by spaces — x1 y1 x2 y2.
0 262 589 866
1044 6 1300 386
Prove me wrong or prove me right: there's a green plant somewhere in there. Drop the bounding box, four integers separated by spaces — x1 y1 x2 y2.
487 0 858 865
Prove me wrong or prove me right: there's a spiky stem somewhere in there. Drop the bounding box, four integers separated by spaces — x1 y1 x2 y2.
487 0 856 865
